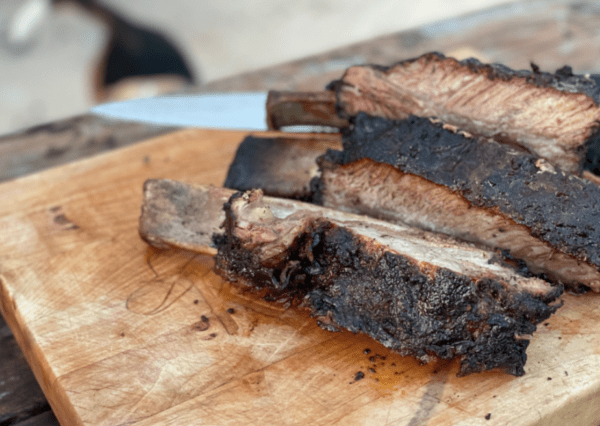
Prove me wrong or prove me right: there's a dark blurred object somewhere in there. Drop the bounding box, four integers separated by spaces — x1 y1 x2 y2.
53 0 197 101
0 315 60 425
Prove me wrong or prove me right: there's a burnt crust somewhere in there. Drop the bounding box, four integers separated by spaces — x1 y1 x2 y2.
339 113 600 273
445 53 600 102
214 197 562 376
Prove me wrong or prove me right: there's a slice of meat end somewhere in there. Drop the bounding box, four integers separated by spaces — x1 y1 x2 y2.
335 52 600 175
224 135 341 201
139 179 318 254
139 179 230 255
339 113 600 292
266 90 349 130
214 189 562 376
315 156 600 292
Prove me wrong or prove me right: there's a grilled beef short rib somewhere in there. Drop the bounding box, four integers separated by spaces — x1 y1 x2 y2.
139 180 562 376
335 52 600 175
214 189 562 376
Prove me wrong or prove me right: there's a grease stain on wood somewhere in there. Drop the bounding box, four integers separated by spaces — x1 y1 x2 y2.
46 206 79 231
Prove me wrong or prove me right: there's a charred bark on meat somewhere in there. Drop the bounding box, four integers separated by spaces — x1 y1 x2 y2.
224 135 341 201
213 190 562 376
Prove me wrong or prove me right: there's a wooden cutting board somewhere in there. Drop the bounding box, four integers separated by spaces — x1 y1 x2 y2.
1 128 600 426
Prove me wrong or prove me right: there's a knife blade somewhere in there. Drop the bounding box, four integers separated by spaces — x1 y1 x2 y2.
90 92 269 130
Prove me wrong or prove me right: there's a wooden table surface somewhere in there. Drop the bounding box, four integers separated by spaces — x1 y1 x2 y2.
2 0 600 424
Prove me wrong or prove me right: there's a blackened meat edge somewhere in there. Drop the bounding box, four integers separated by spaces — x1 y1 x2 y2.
338 113 600 291
333 52 600 175
224 135 341 201
214 190 562 376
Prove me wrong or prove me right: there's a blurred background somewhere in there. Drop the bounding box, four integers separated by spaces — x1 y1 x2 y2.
0 0 514 137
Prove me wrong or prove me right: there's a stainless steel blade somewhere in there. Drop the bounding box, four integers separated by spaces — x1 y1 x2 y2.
90 92 268 130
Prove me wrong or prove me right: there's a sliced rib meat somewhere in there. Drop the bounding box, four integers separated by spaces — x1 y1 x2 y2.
222 133 600 291
138 179 562 376
315 155 600 292
332 113 600 292
335 52 600 175
213 189 562 376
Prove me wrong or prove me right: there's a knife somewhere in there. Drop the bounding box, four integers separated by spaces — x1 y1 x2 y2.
91 92 269 130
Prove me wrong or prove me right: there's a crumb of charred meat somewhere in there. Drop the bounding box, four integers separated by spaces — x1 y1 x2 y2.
330 113 600 292
213 189 562 376
334 52 600 175
224 135 341 201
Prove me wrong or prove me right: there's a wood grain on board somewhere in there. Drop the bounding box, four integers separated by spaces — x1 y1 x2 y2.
1 128 600 426
0 114 175 183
